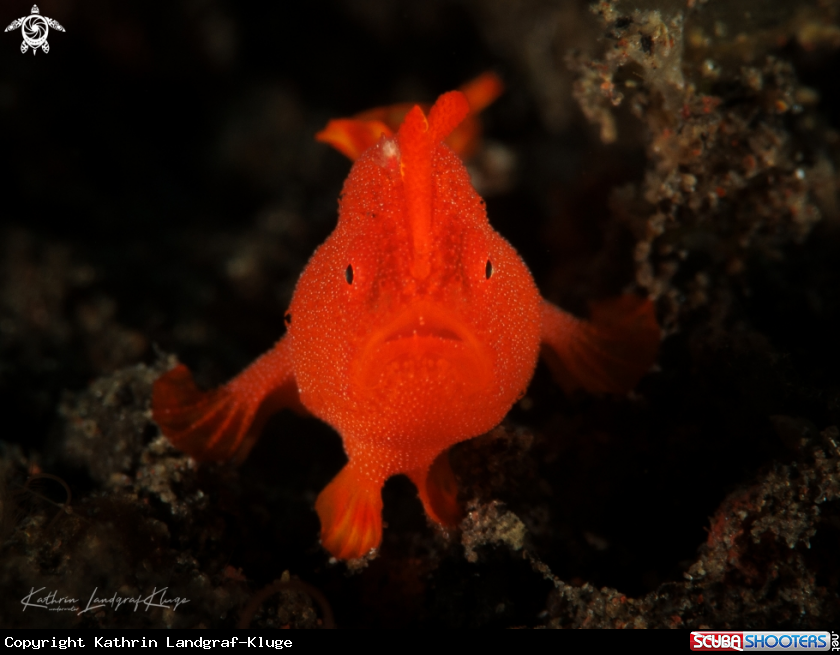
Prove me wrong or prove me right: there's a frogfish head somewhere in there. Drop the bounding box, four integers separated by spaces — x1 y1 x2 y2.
289 93 542 442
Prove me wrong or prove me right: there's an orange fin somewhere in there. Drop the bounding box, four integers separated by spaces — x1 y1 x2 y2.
315 463 384 560
458 71 504 115
540 295 660 395
316 71 504 161
406 450 462 527
398 93 471 278
427 91 471 145
315 118 393 161
151 364 251 462
151 337 303 464
446 71 504 159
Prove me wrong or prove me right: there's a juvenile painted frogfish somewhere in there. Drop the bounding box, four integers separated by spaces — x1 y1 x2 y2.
152 83 660 561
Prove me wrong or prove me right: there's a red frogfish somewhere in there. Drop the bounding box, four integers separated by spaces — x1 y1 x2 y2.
152 86 660 560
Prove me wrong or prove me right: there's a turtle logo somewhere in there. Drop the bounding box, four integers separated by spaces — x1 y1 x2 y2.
5 5 65 55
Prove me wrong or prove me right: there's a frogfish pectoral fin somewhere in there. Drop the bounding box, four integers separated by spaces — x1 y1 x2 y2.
540 295 660 395
152 364 251 462
151 337 304 464
315 462 384 560
406 450 462 528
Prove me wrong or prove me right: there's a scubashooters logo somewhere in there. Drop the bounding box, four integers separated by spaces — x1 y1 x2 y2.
4 637 295 649
4 5 65 54
690 631 832 651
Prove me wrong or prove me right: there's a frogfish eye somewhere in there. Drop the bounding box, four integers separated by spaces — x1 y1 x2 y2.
345 265 354 284
485 260 493 279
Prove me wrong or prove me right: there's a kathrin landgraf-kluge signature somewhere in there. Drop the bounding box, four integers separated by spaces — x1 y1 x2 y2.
21 586 190 615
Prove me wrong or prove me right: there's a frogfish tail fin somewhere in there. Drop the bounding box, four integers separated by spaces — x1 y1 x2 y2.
540 295 660 395
458 71 504 115
315 462 384 560
315 118 393 161
445 73 504 159
406 449 462 528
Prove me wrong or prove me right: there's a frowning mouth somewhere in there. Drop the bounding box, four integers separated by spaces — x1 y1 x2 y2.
376 303 471 346
353 303 492 393
383 323 463 343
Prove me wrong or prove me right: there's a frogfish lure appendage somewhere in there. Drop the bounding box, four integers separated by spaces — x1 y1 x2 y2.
151 84 661 562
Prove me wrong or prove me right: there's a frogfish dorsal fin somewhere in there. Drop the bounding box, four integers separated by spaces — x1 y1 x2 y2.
397 91 470 280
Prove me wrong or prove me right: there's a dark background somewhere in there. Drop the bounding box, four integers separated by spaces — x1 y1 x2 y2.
1 0 838 628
